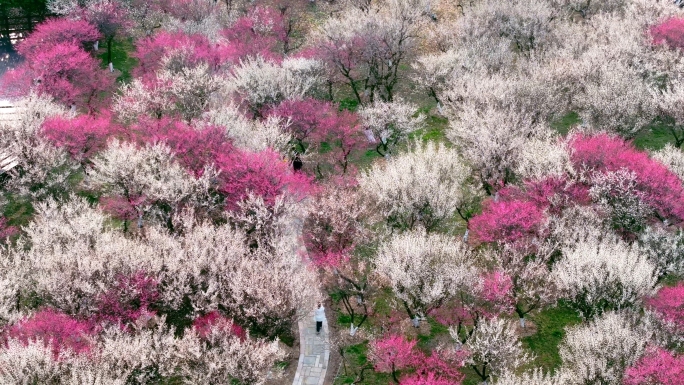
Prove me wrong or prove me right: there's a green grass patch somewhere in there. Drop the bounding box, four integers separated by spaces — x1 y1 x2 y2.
98 37 138 84
522 304 582 373
2 194 34 229
550 111 581 136
633 120 676 151
410 115 449 144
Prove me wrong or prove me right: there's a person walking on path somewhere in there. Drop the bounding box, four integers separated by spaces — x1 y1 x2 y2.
314 303 325 335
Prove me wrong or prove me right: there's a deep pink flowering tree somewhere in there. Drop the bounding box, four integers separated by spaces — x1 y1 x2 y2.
369 333 466 384
41 112 122 162
520 177 591 215
569 133 684 223
469 199 546 245
479 270 515 315
651 17 684 50
624 346 684 385
369 334 421 384
215 148 313 211
133 117 229 176
2 43 114 110
267 99 365 174
16 18 100 59
4 309 95 357
99 195 148 231
645 283 684 333
192 311 246 340
95 272 159 327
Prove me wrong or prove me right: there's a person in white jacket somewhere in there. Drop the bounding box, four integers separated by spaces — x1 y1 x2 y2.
314 303 325 335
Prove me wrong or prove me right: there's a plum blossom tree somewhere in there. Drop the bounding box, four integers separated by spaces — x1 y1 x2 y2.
175 319 287 385
369 334 465 384
653 144 684 181
446 102 549 193
551 235 657 319
303 181 369 268
205 105 291 152
559 311 651 385
358 100 425 157
645 283 684 335
80 0 132 68
624 346 684 385
589 168 654 234
229 56 325 117
368 334 420 384
87 139 208 229
359 142 476 232
5 309 96 357
569 133 684 224
374 229 476 324
494 368 573 385
313 0 427 104
484 246 557 328
0 94 79 201
651 17 684 50
469 199 546 246
639 225 684 279
459 317 532 384
2 42 114 110
40 112 122 163
215 147 313 211
15 18 100 59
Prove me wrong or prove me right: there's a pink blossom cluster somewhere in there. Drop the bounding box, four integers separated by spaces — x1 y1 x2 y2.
369 334 466 384
469 134 684 245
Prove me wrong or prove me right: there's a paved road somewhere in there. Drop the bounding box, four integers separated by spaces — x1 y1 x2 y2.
293 309 330 385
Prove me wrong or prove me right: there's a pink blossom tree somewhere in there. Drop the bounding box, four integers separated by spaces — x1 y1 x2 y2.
4 309 95 357
132 117 229 176
0 218 18 244
40 112 122 163
80 0 132 68
469 199 546 245
651 17 684 50
369 334 421 384
95 271 159 327
16 18 100 59
221 6 286 60
132 31 227 83
267 98 364 175
215 148 313 211
569 133 684 224
645 283 684 334
192 311 246 340
2 43 114 110
624 346 684 385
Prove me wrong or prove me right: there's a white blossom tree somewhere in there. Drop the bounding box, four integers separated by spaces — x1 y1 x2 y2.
230 56 325 116
374 229 476 324
359 141 476 231
552 235 658 319
0 94 78 201
559 311 652 385
458 317 532 384
358 100 425 157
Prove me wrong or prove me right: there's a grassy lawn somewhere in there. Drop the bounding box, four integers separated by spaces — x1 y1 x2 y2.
98 37 138 84
521 304 582 373
633 121 676 151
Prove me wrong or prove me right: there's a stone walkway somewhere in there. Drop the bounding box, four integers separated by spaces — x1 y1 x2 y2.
292 310 330 385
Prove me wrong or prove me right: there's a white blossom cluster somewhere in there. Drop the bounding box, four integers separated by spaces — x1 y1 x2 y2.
359 141 474 231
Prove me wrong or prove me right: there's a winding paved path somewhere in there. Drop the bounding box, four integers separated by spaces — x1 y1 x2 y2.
292 309 330 385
